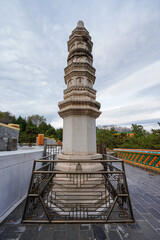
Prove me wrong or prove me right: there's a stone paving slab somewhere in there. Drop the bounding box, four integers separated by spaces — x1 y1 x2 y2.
0 164 160 240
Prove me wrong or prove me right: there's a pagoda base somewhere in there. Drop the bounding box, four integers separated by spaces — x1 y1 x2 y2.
46 153 109 216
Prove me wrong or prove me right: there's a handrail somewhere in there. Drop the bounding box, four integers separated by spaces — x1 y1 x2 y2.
22 149 134 224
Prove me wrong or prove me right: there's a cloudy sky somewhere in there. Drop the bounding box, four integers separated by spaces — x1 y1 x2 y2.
0 0 160 131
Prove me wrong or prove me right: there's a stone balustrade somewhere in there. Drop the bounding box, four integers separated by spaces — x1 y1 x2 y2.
114 148 160 173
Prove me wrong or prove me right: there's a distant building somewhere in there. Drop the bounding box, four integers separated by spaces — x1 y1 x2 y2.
0 122 20 151
114 132 134 137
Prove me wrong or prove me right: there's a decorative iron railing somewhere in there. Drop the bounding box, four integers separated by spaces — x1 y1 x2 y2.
43 144 62 156
22 146 134 223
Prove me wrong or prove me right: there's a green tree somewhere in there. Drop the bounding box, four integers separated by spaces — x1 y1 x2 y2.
0 111 16 124
131 124 146 138
45 127 56 138
38 121 48 134
27 115 46 127
151 122 160 134
114 133 130 147
149 122 160 149
110 127 117 135
96 128 116 149
16 116 27 132
55 128 63 141
19 131 27 143
25 120 38 143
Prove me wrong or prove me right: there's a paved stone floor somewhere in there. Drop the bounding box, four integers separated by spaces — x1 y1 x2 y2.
0 164 160 240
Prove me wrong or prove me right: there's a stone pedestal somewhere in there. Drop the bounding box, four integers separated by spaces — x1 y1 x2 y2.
56 153 103 172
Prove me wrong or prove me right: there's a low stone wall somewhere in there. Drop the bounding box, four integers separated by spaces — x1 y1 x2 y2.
0 148 43 223
114 148 160 173
44 138 57 145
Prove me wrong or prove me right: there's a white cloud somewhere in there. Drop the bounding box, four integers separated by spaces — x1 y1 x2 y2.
97 60 160 106
0 0 160 131
51 118 63 129
96 61 160 129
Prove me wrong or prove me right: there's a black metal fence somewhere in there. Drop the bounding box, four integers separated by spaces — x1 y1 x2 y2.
22 146 134 224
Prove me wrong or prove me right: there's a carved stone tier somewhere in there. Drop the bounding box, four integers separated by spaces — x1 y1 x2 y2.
68 33 92 48
68 48 93 60
58 99 100 109
58 108 101 119
64 70 96 85
64 90 96 101
68 30 93 54
64 85 96 95
65 62 95 74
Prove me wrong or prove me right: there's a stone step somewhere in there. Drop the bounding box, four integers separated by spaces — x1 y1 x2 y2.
49 194 108 201
51 191 106 196
47 199 107 205
53 177 104 181
47 201 108 213
47 191 108 203
46 171 109 215
52 182 105 188
46 202 108 217
55 173 104 179
53 180 104 186
49 184 106 192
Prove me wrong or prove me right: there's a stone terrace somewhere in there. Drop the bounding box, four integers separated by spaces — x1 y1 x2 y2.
0 164 160 240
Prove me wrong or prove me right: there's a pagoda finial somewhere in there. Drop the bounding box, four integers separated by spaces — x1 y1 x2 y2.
77 20 84 28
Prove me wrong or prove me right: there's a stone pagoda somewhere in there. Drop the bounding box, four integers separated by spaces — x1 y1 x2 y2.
47 21 106 215
22 23 134 221
57 20 102 171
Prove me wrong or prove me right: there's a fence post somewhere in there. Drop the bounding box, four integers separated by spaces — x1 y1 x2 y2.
43 143 47 157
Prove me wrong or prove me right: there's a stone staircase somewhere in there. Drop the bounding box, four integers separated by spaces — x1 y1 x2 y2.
45 173 109 218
